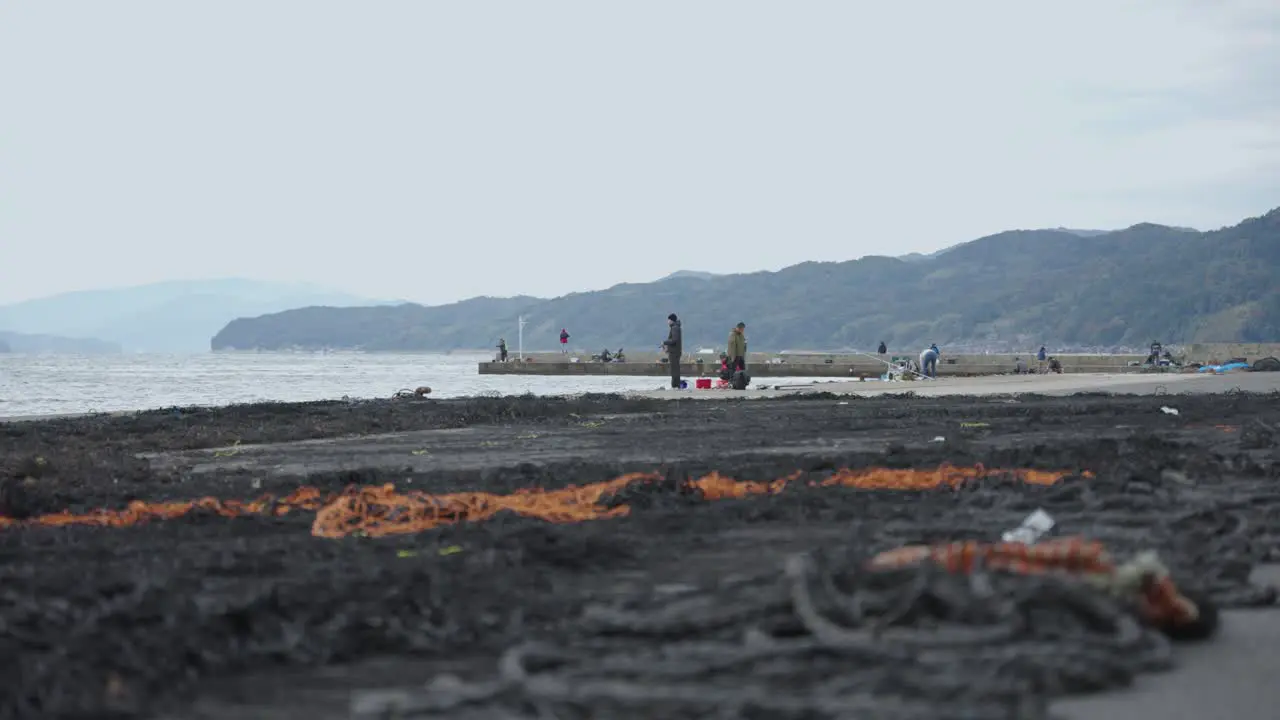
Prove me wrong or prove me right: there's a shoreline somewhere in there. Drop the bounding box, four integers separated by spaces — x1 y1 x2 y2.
4 371 1276 424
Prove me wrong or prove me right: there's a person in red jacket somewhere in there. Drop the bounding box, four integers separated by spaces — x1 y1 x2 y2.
559 329 570 354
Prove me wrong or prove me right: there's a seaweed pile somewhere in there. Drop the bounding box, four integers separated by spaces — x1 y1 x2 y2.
0 393 1278 719
352 550 1190 720
347 466 1280 720
4 462 1279 719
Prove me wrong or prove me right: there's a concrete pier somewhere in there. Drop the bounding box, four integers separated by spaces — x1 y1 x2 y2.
481 352 1148 378
627 369 1280 400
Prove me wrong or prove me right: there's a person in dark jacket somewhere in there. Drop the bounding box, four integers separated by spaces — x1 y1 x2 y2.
559 329 570 354
877 341 887 355
497 338 508 362
663 313 683 388
727 322 747 372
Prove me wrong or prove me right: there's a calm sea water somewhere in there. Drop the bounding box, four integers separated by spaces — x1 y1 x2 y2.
0 353 831 417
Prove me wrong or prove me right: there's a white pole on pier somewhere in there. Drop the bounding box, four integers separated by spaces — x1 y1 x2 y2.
518 315 527 360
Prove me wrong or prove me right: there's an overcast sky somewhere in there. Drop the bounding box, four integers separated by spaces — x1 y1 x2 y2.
2 1 1277 306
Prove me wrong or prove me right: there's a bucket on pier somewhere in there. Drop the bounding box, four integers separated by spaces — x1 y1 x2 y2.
695 378 712 389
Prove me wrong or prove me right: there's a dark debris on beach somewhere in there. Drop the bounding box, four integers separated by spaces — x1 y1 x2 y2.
1 391 1279 719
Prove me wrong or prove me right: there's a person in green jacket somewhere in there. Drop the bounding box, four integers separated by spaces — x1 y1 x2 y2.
727 322 747 373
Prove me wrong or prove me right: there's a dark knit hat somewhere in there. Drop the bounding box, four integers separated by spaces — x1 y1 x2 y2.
668 313 678 322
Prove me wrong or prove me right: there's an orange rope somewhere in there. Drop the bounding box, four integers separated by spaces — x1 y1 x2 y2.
0 487 326 531
311 473 656 538
867 537 1199 629
868 537 1115 575
692 464 1089 499
0 465 1089 538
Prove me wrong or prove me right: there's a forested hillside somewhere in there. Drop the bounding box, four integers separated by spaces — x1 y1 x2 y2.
211 208 1280 352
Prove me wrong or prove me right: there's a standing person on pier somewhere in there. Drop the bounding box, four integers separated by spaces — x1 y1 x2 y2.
497 338 508 362
663 313 683 389
727 322 747 373
726 322 750 390
559 328 570 354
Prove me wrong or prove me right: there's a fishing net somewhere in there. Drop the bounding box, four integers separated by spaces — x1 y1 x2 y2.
0 465 1086 537
343 467 1280 720
3 457 1277 718
349 542 1198 720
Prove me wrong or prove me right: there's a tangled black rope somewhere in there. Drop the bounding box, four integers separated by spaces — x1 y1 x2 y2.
352 547 1185 720
350 466 1280 720
4 412 1279 719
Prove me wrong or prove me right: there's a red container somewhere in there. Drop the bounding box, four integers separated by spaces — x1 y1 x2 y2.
695 378 712 389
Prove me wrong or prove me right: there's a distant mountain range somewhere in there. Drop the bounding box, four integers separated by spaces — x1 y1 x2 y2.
211 208 1280 352
0 330 121 355
0 279 390 353
658 270 721 282
1053 228 1113 238
1053 226 1197 237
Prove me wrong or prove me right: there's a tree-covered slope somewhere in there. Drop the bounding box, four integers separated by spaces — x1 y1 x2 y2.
211 208 1280 352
